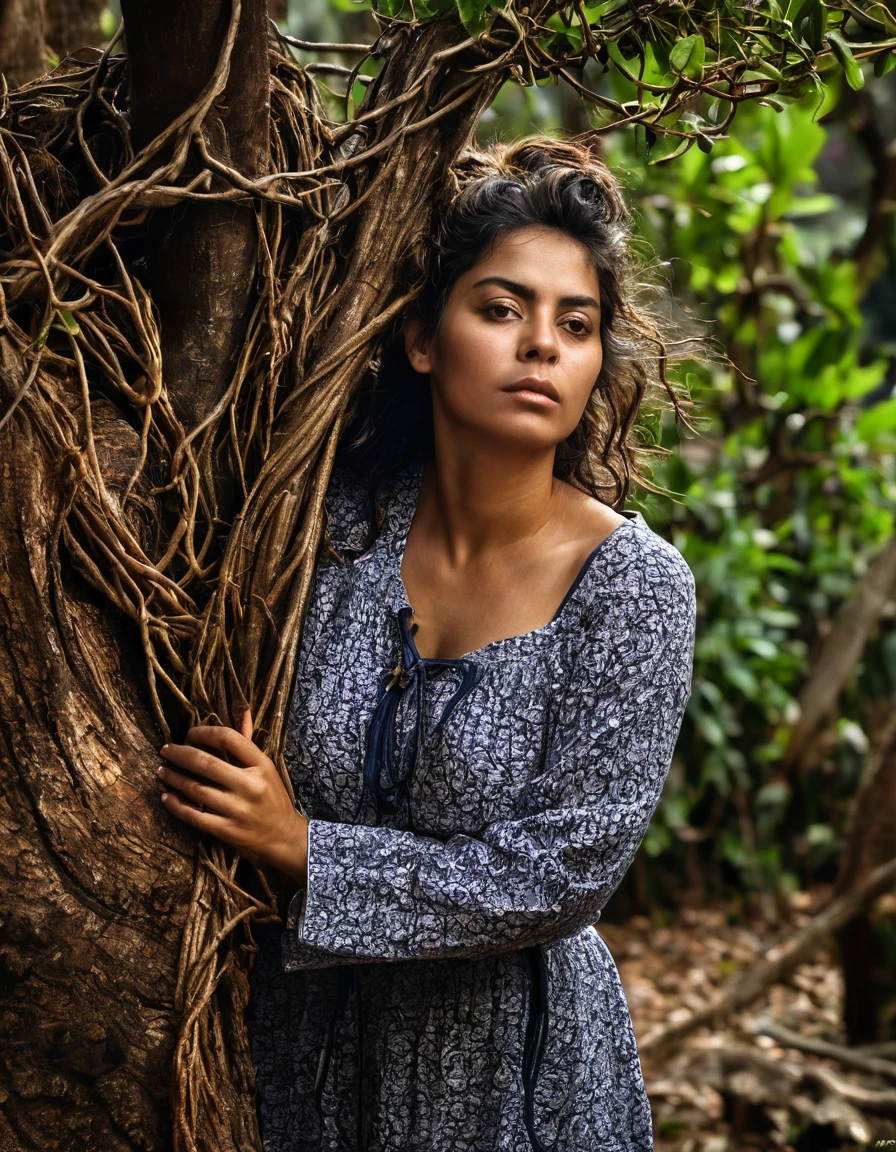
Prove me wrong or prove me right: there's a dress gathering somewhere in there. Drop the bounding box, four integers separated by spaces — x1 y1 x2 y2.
247 457 697 1151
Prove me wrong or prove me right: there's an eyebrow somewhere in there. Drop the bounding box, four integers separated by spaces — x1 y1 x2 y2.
470 275 601 312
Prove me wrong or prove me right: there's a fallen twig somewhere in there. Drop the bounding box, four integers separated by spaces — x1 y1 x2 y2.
640 855 896 1055
752 1018 896 1083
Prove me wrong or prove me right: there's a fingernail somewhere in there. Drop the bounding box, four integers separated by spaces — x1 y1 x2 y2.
161 744 168 751
157 766 163 775
160 792 168 801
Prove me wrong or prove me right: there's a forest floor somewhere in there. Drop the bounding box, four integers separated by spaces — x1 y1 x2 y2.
603 891 896 1152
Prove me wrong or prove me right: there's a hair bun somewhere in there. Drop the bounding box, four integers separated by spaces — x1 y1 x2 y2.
502 135 602 177
445 134 622 224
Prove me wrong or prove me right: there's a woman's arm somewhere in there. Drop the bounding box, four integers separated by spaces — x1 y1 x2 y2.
155 464 381 874
282 546 696 971
157 710 310 886
158 541 696 972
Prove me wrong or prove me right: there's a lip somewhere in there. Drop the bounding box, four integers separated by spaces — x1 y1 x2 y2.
501 376 561 404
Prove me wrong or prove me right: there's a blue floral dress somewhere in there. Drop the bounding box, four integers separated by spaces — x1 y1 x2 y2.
247 459 696 1152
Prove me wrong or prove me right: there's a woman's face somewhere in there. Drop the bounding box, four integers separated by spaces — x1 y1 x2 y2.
405 225 603 454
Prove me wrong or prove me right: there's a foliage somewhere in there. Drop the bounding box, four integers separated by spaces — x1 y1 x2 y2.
306 0 896 153
605 88 896 900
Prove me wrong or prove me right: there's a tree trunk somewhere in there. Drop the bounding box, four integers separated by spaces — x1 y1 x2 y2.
0 0 46 87
0 0 108 89
0 342 193 1149
0 4 509 1148
1 4 272 1140
835 716 896 1044
44 0 107 58
120 0 271 433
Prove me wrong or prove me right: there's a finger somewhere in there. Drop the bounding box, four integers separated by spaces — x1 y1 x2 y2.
160 788 234 835
160 742 244 787
185 724 260 768
240 709 253 742
157 765 232 815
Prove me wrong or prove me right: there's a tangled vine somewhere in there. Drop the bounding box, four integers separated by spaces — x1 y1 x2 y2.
0 0 890 1148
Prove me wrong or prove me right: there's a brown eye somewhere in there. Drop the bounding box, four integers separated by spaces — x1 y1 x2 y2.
565 318 591 336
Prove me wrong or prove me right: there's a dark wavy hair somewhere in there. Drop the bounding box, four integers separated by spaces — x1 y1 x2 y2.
335 133 694 511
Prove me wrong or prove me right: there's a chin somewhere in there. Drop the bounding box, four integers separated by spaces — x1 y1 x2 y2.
480 423 569 453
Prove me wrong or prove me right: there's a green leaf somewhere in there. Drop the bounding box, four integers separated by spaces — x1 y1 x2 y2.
582 0 628 21
826 30 864 89
856 396 896 441
57 309 80 336
724 664 759 696
606 40 643 85
874 48 896 77
792 0 827 50
742 636 779 660
34 317 52 350
544 11 584 51
99 8 118 40
669 34 705 80
756 60 785 83
455 0 490 35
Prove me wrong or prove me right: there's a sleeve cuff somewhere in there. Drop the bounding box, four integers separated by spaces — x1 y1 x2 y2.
282 817 339 970
281 818 440 971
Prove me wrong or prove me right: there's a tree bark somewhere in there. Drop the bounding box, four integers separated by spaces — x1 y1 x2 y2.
835 715 896 1044
0 341 194 1149
0 0 47 87
783 534 896 771
0 0 108 90
120 0 271 433
44 0 107 58
0 2 271 1147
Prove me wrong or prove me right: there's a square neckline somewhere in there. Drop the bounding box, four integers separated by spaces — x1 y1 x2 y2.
389 460 642 664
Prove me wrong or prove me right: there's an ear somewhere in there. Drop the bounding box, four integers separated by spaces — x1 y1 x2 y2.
403 312 434 375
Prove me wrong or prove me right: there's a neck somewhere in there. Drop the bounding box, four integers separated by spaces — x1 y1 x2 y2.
415 441 564 564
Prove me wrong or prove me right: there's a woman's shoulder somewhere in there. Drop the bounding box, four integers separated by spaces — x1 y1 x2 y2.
566 515 695 701
321 462 415 559
322 465 373 554
558 479 693 602
579 507 696 628
630 513 695 599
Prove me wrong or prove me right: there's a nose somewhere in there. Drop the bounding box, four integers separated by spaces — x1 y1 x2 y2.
519 311 559 365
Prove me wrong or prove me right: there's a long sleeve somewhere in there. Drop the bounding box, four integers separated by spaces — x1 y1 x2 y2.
282 540 696 973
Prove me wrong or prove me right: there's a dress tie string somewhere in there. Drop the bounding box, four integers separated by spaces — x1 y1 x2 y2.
522 944 551 1152
363 606 484 816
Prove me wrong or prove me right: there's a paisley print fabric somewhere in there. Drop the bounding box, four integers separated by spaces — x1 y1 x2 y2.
247 459 696 1152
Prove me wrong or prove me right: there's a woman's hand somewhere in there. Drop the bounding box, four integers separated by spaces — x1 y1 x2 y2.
158 710 308 886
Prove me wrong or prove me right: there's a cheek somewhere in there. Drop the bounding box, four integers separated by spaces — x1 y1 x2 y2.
432 318 505 403
570 343 604 410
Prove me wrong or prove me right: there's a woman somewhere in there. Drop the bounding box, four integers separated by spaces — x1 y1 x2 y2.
157 137 697 1151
